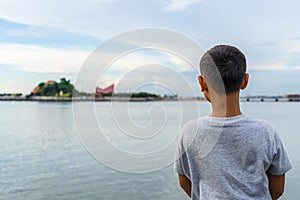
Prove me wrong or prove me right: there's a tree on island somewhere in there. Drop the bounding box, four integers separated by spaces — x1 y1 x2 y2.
112 92 161 99
30 78 74 97
58 78 74 96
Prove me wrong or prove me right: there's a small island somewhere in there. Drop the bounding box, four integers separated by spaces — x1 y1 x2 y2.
28 78 74 98
0 78 178 102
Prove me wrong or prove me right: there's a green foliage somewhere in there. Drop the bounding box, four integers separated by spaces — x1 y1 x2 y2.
130 92 159 98
58 78 74 97
101 92 113 97
113 92 160 98
13 93 23 97
72 90 90 97
31 78 74 97
45 82 59 96
0 93 22 97
38 82 45 88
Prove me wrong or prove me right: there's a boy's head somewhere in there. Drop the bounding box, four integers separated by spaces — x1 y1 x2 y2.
199 45 247 95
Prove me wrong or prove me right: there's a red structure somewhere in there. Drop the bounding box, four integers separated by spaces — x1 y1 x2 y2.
95 84 114 97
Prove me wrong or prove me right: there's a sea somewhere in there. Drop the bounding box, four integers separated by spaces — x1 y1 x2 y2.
0 101 299 200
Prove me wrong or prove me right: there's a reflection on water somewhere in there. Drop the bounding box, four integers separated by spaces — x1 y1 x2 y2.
0 101 299 199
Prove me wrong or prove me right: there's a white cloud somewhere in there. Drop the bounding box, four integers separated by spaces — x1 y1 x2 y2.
0 43 91 73
0 80 33 93
0 0 118 38
107 50 194 72
246 39 300 71
7 26 57 38
0 81 15 93
0 0 203 39
249 65 288 71
163 0 203 12
99 50 196 87
113 65 198 96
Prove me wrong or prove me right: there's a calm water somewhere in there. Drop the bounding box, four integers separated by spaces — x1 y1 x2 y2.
0 101 299 200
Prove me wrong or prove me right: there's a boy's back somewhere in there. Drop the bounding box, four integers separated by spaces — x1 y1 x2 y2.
174 45 291 199
175 115 291 199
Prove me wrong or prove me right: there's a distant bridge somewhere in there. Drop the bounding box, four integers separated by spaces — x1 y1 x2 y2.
240 96 298 102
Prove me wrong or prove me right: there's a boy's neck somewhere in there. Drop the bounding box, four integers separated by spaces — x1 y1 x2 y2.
209 92 242 118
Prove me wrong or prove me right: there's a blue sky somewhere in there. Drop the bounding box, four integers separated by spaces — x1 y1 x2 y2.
0 0 300 96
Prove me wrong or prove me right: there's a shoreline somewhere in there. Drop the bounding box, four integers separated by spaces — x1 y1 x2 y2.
0 96 298 102
0 96 202 102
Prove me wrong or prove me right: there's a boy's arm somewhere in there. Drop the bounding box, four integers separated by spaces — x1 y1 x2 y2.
178 174 191 198
268 173 285 200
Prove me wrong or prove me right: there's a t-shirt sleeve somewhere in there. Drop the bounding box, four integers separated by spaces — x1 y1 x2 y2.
267 132 292 176
174 127 191 178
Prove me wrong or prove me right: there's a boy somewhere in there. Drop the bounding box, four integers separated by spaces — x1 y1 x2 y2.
174 45 292 199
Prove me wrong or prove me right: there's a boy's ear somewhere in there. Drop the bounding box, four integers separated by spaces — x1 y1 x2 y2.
240 73 249 90
198 75 208 92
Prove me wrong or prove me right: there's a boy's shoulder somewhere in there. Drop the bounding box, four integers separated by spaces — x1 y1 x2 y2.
182 115 275 128
180 115 278 139
242 116 277 132
179 116 210 136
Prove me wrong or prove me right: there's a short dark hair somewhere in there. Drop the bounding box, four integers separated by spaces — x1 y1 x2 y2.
200 45 247 94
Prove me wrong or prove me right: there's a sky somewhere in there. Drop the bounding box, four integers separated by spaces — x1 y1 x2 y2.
0 0 300 97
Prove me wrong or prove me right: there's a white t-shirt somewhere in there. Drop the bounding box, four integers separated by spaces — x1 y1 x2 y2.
174 115 292 200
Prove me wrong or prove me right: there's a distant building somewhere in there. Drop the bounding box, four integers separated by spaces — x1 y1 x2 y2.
95 84 114 97
287 94 300 101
